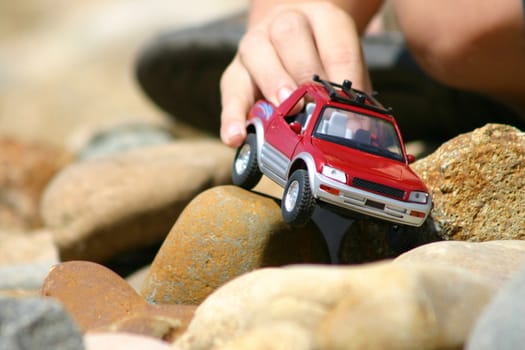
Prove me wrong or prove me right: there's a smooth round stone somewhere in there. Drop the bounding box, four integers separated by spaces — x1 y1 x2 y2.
141 186 330 305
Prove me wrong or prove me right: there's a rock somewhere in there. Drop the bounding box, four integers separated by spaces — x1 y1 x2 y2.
0 230 59 293
337 220 394 263
0 138 69 230
0 229 58 265
411 124 525 241
141 186 330 305
41 260 195 342
394 240 525 288
0 296 83 350
40 140 234 262
85 332 178 350
175 262 495 350
71 120 175 160
126 265 151 293
466 262 525 350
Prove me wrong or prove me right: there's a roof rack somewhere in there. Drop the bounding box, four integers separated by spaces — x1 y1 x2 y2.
312 74 392 115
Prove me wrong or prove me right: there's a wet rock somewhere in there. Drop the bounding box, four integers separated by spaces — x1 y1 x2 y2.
41 261 195 341
395 240 525 288
466 262 525 350
412 124 525 241
40 140 234 262
0 296 83 350
0 138 69 230
176 262 495 350
141 186 330 305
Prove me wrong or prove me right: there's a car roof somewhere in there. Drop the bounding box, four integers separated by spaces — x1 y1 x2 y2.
303 75 393 117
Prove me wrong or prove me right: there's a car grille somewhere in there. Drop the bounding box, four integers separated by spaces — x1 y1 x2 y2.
351 177 405 199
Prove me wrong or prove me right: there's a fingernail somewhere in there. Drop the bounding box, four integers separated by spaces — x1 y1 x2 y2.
277 87 293 103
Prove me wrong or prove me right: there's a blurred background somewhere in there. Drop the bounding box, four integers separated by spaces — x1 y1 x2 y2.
0 0 248 148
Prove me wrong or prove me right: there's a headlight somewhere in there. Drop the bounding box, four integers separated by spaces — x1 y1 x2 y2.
322 165 347 183
408 191 429 204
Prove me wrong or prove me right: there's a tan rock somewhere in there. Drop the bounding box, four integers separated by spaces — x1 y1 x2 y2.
141 186 330 305
41 260 195 341
0 229 58 265
0 138 69 230
176 262 495 350
40 140 234 261
0 230 59 292
394 240 525 288
412 124 525 241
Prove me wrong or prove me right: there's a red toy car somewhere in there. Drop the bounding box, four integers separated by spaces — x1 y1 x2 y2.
232 75 432 227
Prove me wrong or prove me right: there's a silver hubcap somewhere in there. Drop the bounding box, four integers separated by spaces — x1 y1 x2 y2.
284 180 300 212
235 143 251 175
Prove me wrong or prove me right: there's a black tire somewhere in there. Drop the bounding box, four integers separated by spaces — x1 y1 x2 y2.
232 133 262 189
281 170 315 226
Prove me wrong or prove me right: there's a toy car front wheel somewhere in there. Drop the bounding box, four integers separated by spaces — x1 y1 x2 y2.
232 133 262 189
282 169 315 226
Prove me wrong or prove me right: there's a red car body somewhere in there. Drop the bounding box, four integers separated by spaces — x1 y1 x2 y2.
233 75 432 227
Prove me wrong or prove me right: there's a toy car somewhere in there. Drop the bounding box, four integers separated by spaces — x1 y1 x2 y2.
232 75 432 227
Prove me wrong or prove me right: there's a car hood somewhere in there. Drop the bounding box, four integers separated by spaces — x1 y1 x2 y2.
312 138 425 189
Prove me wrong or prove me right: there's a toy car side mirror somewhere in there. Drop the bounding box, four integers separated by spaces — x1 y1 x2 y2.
290 121 302 134
407 154 416 164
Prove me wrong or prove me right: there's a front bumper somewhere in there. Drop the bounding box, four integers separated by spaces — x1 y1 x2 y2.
312 173 432 227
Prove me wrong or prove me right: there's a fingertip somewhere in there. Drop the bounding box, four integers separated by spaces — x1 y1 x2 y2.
221 121 246 148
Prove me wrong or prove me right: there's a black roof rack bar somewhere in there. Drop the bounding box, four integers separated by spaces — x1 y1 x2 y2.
312 74 392 115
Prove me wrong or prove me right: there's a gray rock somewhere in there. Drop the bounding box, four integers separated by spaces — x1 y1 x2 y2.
466 262 525 350
0 297 83 350
76 123 174 160
0 263 56 290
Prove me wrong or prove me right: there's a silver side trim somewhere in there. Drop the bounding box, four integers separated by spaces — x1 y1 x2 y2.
260 143 289 187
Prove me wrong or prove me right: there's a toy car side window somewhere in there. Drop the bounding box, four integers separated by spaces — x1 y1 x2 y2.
284 93 315 131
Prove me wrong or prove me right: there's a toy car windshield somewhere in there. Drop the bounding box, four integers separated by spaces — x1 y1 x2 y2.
313 106 405 162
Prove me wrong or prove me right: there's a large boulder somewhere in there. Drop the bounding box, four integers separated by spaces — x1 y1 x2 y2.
175 262 496 350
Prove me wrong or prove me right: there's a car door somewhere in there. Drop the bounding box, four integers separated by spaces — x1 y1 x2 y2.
261 90 307 184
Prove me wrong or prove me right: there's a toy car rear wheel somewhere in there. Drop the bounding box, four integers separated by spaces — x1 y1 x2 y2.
232 133 262 189
282 169 315 226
